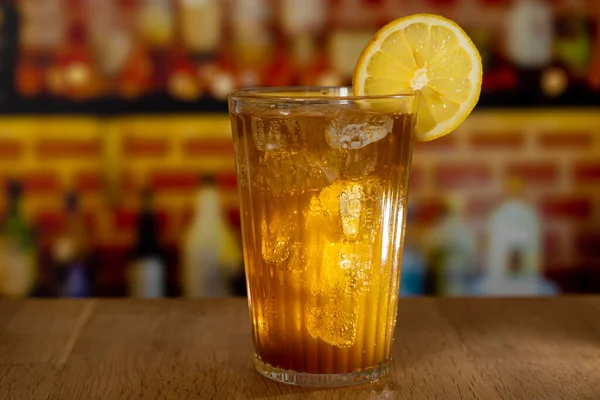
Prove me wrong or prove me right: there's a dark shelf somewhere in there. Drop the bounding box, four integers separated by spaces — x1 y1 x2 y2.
0 90 597 117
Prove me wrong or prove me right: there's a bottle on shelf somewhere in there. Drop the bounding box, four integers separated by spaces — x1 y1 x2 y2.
181 175 243 298
202 61 237 101
505 0 555 104
554 4 592 83
127 188 165 298
0 0 21 103
108 0 153 99
542 0 592 101
17 0 66 97
467 25 518 96
173 0 224 100
52 190 90 298
589 24 600 92
179 0 222 61
587 0 600 94
472 177 559 296
164 8 202 102
427 195 478 296
83 0 146 99
117 36 154 100
230 0 274 88
136 0 174 94
281 0 342 86
0 179 37 298
137 0 174 51
399 204 426 297
166 42 201 102
56 22 100 101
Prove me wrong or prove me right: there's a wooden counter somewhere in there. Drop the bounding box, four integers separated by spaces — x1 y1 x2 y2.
1 297 599 399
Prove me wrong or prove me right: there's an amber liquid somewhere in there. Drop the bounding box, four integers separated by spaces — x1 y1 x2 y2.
231 108 414 374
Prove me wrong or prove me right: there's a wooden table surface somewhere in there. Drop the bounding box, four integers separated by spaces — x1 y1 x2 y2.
1 297 599 400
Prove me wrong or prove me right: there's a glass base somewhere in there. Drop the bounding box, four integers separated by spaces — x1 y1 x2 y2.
254 356 391 387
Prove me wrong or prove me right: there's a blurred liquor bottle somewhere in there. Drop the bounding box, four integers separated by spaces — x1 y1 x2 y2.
52 191 91 298
138 0 174 50
16 0 65 97
179 0 221 61
0 180 37 298
468 23 517 97
505 0 554 104
588 21 600 95
326 8 369 87
473 177 558 296
171 0 224 101
542 1 593 101
114 0 153 99
202 58 237 101
137 0 174 93
586 7 600 93
231 0 274 88
427 195 477 296
127 188 165 298
84 0 134 97
555 4 592 82
166 33 201 102
56 22 101 101
0 0 19 104
181 175 242 298
399 204 426 297
279 0 339 86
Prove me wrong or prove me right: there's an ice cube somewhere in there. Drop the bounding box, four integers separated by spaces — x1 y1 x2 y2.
261 211 292 264
326 109 393 150
320 145 377 180
307 290 359 348
304 184 381 348
318 177 383 242
302 195 342 280
252 116 304 152
262 209 307 286
255 294 280 345
255 150 332 195
321 241 373 294
305 241 372 348
342 148 377 178
339 184 363 241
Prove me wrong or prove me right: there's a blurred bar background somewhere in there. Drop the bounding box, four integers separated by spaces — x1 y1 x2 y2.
0 0 598 299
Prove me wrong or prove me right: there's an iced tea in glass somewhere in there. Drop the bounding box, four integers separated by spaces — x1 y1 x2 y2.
229 87 417 386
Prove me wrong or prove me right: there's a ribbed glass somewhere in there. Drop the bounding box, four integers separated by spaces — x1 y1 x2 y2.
229 87 416 386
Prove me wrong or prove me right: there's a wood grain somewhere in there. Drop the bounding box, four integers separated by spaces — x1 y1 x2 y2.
0 365 58 400
0 300 95 365
0 301 22 334
0 298 599 400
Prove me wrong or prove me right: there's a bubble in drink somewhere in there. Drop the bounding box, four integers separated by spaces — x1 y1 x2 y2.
256 151 331 195
252 116 305 152
307 288 359 348
326 109 393 150
343 148 378 178
305 240 373 348
339 184 362 240
255 294 280 345
318 241 373 294
319 178 383 242
261 210 292 264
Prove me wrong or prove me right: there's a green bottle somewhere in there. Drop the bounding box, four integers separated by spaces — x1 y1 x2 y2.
0 180 37 298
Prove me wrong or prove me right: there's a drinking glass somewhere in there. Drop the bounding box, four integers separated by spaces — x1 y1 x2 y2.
229 87 417 386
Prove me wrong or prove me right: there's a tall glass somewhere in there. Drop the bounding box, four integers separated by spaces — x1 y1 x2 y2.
229 87 417 386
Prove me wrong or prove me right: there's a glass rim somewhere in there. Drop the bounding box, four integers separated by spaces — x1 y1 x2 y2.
229 86 417 102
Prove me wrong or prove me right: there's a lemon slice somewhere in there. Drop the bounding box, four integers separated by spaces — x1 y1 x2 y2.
353 14 482 141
